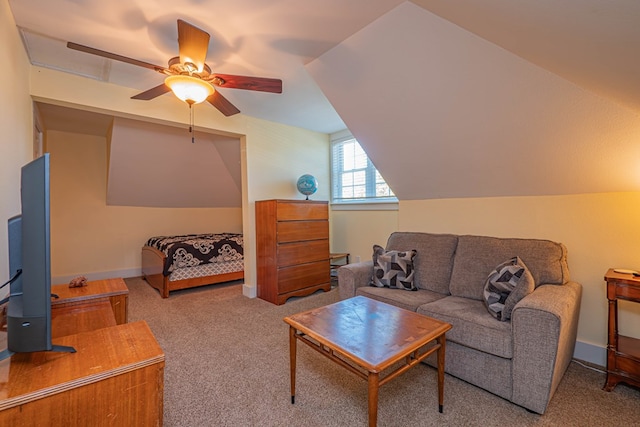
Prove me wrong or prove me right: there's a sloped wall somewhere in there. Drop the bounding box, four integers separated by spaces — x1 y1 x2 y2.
308 2 640 200
107 117 242 208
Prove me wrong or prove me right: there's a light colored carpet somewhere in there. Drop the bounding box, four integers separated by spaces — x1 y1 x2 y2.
126 277 640 426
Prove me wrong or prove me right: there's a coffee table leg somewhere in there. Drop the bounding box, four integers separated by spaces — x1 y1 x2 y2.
368 372 379 427
437 334 446 413
289 326 297 404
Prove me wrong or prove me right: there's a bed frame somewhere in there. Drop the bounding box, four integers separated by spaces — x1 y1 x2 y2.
141 246 244 298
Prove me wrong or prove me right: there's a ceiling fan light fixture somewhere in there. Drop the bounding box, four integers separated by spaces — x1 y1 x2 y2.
165 75 214 104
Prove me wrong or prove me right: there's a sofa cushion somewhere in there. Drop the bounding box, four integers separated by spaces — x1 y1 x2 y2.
386 232 458 294
483 257 535 321
357 287 447 312
449 235 570 301
370 245 417 290
417 296 513 358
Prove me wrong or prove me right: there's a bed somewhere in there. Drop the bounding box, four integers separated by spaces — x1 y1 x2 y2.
141 233 244 298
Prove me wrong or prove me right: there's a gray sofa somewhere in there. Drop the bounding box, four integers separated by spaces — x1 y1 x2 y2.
338 232 582 414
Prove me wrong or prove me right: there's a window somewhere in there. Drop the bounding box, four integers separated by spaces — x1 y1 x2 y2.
331 133 397 205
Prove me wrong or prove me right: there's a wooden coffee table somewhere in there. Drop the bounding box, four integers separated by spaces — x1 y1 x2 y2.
284 296 452 426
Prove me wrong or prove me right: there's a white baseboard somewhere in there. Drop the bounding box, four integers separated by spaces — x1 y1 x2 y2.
53 268 142 285
573 340 606 367
243 283 257 298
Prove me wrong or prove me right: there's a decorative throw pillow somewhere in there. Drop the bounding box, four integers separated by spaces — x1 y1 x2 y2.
483 256 535 321
370 244 418 291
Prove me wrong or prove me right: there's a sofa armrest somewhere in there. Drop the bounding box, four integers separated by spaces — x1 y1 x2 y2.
511 281 582 414
337 261 374 300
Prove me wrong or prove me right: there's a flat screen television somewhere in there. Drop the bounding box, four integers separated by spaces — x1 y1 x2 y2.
1 153 74 360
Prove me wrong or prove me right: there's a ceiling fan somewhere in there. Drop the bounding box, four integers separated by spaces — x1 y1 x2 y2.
67 19 282 117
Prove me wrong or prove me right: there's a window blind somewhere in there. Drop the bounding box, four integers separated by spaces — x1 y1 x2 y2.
331 134 396 204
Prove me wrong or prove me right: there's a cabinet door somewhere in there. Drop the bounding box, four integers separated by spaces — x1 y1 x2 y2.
277 221 328 243
278 261 330 294
277 240 329 267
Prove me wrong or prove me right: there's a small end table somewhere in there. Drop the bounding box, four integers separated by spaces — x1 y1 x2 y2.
329 252 350 269
603 269 640 391
51 278 129 325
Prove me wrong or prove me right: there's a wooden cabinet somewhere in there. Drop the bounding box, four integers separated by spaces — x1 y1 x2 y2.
603 269 640 391
256 199 331 305
0 278 164 426
0 321 164 426
51 278 129 324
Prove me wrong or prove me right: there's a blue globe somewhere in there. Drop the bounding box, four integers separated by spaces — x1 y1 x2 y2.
297 174 318 199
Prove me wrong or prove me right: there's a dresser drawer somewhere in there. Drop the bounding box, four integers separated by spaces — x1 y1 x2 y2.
278 240 329 267
278 261 330 294
277 221 329 243
277 201 327 221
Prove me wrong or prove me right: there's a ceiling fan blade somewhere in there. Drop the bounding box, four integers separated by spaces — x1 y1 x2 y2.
207 91 241 117
131 84 171 100
177 19 210 73
210 74 282 93
67 42 167 73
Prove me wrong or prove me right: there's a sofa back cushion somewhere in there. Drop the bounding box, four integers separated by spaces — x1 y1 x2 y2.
386 232 458 295
449 235 570 301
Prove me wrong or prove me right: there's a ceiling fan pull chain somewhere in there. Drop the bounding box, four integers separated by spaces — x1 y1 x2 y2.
189 102 195 143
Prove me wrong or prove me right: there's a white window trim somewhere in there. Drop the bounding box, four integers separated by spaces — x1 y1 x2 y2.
331 201 398 211
330 130 398 210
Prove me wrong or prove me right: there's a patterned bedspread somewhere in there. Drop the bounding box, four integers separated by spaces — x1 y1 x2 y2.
145 233 243 276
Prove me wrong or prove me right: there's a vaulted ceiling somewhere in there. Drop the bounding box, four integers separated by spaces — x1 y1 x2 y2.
9 0 640 201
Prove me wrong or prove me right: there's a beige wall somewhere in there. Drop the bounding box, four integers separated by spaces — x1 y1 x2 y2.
46 130 242 281
400 195 640 354
329 209 398 262
243 118 329 295
5 5 623 364
28 67 329 294
0 3 33 299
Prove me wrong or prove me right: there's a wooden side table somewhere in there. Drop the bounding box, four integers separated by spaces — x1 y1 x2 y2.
51 278 129 324
329 252 350 269
603 269 640 391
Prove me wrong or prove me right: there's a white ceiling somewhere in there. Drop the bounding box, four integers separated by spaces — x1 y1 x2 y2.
9 0 640 135
9 0 640 200
9 0 406 134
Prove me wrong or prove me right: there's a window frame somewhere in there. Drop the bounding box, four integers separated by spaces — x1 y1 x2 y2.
330 131 398 208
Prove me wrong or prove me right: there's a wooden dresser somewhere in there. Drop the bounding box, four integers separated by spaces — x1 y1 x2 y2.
256 199 331 305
